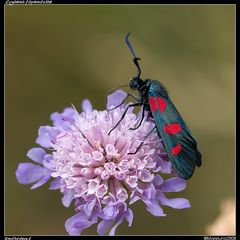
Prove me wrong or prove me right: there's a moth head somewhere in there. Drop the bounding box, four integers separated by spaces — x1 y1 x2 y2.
129 77 139 90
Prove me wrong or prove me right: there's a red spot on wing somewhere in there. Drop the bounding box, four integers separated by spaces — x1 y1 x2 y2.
156 96 167 112
149 97 157 112
172 144 182 156
163 123 182 135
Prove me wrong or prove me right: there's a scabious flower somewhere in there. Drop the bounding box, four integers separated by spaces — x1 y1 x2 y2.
16 90 190 235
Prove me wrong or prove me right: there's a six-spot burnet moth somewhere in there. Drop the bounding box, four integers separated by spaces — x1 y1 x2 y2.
108 33 202 179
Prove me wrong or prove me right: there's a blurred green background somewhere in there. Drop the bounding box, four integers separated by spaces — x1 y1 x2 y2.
5 5 235 235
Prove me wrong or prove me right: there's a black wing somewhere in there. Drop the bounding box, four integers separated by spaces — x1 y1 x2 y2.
148 80 201 179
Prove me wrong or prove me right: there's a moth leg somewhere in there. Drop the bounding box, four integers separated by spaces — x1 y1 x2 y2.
129 105 145 131
128 126 156 155
108 102 142 135
107 93 141 111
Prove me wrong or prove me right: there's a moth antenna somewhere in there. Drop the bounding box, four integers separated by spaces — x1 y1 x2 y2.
125 32 137 59
125 32 142 79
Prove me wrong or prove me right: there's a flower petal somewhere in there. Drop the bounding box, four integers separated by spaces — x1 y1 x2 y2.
16 163 49 190
84 198 96 216
125 208 133 227
109 215 124 236
65 212 96 236
51 107 75 129
62 107 75 121
42 154 55 170
82 99 93 112
139 169 154 182
16 163 45 185
62 190 74 207
152 175 164 187
30 174 51 190
144 198 166 217
26 147 46 164
102 205 116 219
49 177 61 190
51 113 70 130
97 219 114 235
161 160 172 174
107 90 127 109
161 177 186 192
129 195 141 205
142 184 156 200
36 126 60 148
158 192 191 209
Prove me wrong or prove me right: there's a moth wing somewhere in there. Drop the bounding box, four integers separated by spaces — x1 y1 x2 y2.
148 82 201 179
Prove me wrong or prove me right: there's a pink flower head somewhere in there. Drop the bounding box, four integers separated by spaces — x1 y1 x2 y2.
16 90 190 235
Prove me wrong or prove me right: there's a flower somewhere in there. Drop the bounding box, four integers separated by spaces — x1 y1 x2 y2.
206 198 236 235
16 90 190 235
